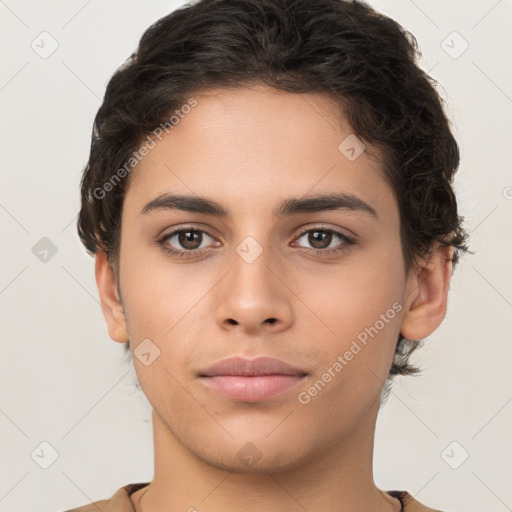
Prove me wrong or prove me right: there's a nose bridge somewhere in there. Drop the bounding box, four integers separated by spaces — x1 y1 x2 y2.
214 227 293 333
230 231 278 299
228 206 277 281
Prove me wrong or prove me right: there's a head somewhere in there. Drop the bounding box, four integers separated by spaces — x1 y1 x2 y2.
77 0 469 472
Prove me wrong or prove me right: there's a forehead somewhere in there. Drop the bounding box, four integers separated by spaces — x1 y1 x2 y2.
124 85 396 220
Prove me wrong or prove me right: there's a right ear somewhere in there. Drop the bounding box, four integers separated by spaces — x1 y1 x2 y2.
95 249 129 343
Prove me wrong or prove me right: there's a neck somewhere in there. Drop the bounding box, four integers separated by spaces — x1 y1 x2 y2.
133 397 400 512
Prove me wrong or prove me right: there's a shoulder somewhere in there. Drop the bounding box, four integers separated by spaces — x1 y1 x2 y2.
388 490 449 512
59 482 150 512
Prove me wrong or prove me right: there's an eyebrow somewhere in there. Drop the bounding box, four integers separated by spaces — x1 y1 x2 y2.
140 192 378 219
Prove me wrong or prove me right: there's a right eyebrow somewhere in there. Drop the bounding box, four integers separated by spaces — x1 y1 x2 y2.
141 193 227 216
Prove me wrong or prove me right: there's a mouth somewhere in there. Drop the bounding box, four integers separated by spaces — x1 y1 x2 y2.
198 356 308 402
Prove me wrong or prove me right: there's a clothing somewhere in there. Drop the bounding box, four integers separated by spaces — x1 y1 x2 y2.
61 482 446 511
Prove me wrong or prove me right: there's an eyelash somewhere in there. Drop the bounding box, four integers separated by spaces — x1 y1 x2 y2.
157 225 355 259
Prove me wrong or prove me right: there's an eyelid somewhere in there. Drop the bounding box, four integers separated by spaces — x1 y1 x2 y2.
157 222 220 239
294 223 356 239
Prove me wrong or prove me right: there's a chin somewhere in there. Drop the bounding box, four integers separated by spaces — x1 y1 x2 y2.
183 423 323 475
195 444 312 474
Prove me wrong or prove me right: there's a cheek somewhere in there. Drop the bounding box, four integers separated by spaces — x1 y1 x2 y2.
119 234 206 335
294 264 404 426
294 249 405 409
118 255 202 403
298 249 404 344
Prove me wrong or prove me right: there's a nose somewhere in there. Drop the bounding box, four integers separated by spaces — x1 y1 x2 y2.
214 241 293 336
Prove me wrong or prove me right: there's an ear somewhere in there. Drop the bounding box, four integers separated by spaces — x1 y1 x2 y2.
95 249 129 343
400 244 454 341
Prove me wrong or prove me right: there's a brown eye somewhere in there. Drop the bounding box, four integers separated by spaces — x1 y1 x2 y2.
293 227 355 257
307 230 333 249
177 230 203 250
159 228 216 257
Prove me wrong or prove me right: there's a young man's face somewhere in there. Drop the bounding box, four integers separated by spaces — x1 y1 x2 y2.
98 85 442 473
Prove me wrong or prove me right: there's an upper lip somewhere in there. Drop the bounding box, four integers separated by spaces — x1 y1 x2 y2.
198 356 308 377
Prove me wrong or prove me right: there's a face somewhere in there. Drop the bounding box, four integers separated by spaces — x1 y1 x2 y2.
103 85 425 472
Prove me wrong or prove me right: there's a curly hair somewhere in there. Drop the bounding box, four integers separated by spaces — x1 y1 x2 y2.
77 0 469 382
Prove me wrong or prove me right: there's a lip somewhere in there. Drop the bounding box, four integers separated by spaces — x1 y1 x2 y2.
198 356 308 402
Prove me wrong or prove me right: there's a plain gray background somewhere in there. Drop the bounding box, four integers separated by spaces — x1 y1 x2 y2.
0 0 511 511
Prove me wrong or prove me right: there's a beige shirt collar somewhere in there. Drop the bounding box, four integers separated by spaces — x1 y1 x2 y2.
64 482 445 512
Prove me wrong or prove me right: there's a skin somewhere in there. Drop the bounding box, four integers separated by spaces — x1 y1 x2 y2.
95 85 453 512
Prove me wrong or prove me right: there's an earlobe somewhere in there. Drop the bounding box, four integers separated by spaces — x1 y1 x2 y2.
95 250 129 343
400 244 453 341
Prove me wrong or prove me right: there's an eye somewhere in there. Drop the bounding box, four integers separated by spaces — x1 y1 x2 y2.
292 226 355 256
157 227 218 258
157 225 355 259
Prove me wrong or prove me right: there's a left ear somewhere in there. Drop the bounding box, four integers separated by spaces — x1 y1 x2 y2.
400 243 454 341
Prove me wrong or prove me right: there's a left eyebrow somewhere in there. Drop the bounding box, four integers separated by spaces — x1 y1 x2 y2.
273 192 378 219
140 192 378 219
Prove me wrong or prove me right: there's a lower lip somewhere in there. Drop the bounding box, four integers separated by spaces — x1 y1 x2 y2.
200 375 306 402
